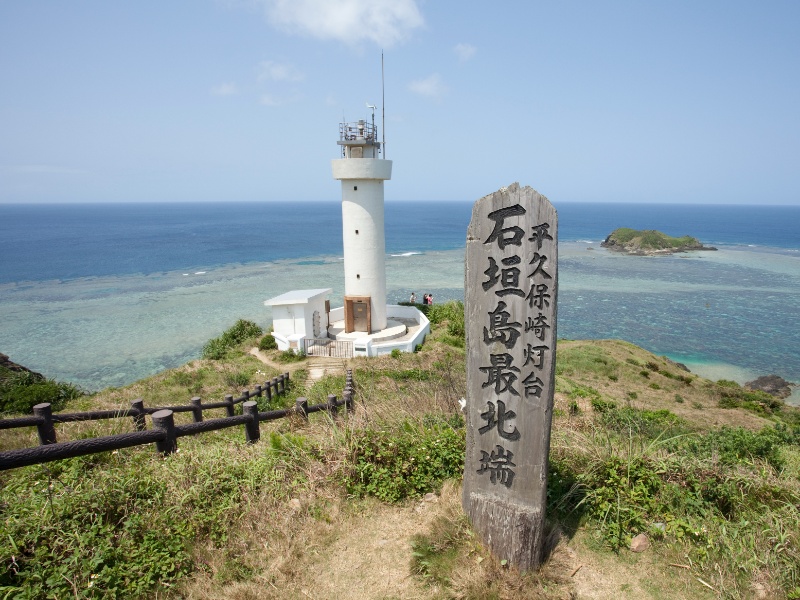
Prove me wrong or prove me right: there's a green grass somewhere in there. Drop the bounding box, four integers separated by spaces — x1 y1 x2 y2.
549 401 800 596
0 436 304 598
2 324 799 598
556 345 620 379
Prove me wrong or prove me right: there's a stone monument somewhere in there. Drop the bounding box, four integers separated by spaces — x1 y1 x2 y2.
462 183 558 571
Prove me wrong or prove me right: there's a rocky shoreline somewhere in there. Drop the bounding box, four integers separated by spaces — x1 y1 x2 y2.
745 374 796 400
0 352 43 379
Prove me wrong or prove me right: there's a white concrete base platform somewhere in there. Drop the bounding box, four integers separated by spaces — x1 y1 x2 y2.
329 319 408 343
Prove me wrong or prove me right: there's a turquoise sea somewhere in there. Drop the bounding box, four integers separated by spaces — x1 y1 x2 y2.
0 201 798 405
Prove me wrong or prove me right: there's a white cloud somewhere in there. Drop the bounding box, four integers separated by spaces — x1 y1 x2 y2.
259 0 423 47
257 60 304 82
212 82 239 96
454 43 476 62
408 73 446 100
260 93 280 106
259 91 304 107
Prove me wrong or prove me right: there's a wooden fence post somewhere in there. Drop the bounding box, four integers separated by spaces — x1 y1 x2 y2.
243 401 260 443
224 394 235 417
327 394 338 418
294 398 308 421
151 409 177 455
263 381 272 403
284 372 290 391
344 389 354 414
241 389 250 401
130 399 146 431
255 384 263 398
33 403 56 445
190 397 203 423
271 377 279 397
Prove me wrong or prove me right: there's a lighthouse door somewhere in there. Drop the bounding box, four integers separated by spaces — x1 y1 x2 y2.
344 296 372 333
353 301 368 332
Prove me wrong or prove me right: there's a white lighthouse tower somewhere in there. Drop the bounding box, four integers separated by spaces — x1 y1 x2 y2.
332 114 392 334
264 106 430 358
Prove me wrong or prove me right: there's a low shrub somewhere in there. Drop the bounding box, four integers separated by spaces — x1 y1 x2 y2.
380 368 434 382
258 333 277 351
569 384 601 401
590 398 617 413
676 425 799 470
276 349 306 363
202 320 263 360
600 407 687 439
345 419 465 502
0 371 84 414
427 301 465 340
224 370 252 389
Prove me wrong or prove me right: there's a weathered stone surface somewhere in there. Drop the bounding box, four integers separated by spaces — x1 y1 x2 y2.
462 183 557 572
630 533 650 553
745 375 795 399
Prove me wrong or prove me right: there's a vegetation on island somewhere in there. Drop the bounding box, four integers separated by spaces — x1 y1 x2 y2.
0 304 798 599
601 227 716 255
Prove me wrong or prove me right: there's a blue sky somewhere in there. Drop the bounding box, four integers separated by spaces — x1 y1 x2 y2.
1 1 798 204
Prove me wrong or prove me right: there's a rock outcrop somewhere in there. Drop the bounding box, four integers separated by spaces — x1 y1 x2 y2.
745 375 795 399
0 352 43 380
601 228 717 256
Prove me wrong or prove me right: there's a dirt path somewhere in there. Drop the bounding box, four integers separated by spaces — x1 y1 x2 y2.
248 348 348 386
296 500 435 600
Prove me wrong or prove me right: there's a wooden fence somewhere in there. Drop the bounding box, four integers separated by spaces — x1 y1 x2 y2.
0 370 355 471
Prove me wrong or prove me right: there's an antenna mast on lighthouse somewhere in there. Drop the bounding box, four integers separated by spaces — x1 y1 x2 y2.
382 51 386 159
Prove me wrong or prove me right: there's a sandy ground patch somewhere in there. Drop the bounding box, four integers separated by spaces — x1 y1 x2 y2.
296 499 438 600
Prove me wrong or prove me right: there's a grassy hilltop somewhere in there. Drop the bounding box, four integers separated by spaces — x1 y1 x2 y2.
1 304 799 599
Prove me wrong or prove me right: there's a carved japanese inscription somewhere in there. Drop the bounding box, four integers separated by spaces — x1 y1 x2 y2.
463 183 558 571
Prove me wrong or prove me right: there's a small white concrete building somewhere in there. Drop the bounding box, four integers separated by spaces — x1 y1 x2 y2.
264 288 331 351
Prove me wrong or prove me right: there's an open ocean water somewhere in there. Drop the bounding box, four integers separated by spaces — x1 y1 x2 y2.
1 200 798 405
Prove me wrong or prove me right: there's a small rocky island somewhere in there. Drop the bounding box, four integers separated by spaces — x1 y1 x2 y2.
601 228 717 256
